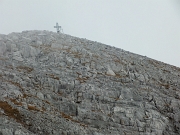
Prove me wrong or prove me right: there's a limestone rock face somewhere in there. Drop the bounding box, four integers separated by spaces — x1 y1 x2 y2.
0 30 180 135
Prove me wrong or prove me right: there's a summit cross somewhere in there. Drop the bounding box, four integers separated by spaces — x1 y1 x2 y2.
54 23 61 33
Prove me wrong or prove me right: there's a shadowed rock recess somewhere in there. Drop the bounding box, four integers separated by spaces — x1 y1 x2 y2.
0 30 180 135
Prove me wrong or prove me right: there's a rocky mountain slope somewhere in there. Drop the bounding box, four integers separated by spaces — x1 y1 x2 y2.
0 30 180 135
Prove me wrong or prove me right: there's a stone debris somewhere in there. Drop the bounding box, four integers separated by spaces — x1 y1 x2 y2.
106 67 116 76
0 30 180 135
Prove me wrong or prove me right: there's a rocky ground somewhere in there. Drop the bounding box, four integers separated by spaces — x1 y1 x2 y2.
0 30 180 135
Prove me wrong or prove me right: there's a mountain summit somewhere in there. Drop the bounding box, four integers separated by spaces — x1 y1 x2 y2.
0 30 180 135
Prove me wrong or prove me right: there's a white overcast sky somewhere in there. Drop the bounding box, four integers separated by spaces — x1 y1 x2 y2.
0 0 180 67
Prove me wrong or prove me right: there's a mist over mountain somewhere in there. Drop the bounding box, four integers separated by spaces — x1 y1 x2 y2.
0 30 180 135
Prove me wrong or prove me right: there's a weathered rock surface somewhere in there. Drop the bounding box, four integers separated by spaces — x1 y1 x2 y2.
0 30 180 135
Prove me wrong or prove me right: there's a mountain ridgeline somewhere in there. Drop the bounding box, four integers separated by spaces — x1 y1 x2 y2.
0 30 180 135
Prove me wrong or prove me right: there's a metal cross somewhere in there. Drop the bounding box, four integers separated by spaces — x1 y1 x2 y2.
54 22 61 33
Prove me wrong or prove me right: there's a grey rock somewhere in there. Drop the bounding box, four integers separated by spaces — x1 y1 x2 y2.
0 30 179 135
36 92 44 100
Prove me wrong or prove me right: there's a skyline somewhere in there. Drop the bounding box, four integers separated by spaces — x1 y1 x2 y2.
0 0 180 67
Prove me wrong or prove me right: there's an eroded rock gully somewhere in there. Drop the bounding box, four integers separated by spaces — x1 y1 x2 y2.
0 30 180 135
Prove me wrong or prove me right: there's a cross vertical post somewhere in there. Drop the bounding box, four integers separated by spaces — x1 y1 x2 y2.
54 22 61 33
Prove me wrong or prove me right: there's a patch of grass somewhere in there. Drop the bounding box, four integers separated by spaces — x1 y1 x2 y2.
49 74 59 80
5 65 13 69
149 60 162 68
91 109 102 113
172 66 180 72
162 69 171 73
27 103 46 112
61 112 74 121
6 80 23 91
115 73 123 78
131 62 136 65
58 92 63 96
23 94 27 98
71 52 82 58
76 72 81 75
44 100 50 104
0 57 8 60
42 107 46 112
0 101 24 124
114 59 122 64
160 83 170 89
60 112 88 127
92 54 99 59
16 66 33 73
76 72 90 83
107 113 112 117
108 96 120 101
10 99 22 106
28 105 41 112
76 77 89 83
